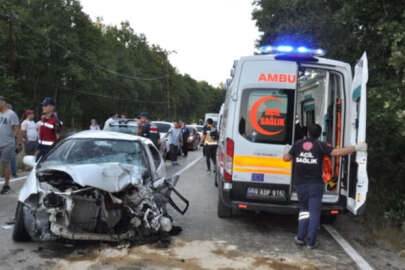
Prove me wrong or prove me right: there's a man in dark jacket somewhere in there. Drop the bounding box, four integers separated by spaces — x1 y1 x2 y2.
137 112 160 147
181 122 190 157
283 123 367 249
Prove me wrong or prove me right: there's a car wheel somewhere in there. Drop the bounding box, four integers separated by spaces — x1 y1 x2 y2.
12 202 31 242
214 170 218 187
321 214 337 225
217 192 232 218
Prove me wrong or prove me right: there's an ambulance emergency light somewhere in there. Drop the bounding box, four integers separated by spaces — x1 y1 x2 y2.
260 45 326 57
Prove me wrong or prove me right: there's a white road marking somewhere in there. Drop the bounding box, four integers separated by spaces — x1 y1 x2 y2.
323 225 374 270
0 176 28 185
175 156 203 176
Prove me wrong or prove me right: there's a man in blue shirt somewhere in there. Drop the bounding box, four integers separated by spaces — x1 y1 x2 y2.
165 121 182 166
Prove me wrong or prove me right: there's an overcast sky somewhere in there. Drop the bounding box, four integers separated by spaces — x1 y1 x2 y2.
80 0 261 87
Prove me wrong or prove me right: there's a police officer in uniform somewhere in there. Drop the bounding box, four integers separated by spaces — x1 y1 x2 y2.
137 112 160 147
37 97 61 161
283 123 367 249
202 118 218 172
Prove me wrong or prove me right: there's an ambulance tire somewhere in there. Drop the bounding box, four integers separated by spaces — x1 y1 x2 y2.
12 202 31 242
214 171 218 187
217 193 232 218
321 214 337 225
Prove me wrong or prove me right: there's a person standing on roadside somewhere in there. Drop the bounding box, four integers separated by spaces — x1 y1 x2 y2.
283 123 367 249
6 103 18 178
103 112 119 129
137 112 160 147
89 119 100 130
165 121 182 166
21 109 38 155
0 96 22 194
202 118 218 172
37 97 61 161
181 122 190 157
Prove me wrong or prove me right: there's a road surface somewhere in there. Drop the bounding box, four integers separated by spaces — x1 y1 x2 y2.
0 150 403 270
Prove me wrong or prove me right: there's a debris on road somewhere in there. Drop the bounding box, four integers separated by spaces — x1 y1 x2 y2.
55 239 324 270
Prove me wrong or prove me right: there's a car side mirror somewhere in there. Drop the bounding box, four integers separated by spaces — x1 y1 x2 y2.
23 155 36 168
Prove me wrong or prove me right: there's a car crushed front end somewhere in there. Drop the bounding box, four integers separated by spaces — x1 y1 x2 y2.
13 132 188 243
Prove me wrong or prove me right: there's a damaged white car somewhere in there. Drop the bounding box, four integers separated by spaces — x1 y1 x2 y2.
13 131 188 243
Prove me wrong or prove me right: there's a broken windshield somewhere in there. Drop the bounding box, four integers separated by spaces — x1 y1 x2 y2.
40 138 147 169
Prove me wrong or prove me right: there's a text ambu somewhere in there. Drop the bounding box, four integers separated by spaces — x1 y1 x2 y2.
258 73 296 83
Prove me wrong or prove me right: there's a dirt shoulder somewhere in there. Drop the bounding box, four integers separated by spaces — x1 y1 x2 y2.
333 214 405 270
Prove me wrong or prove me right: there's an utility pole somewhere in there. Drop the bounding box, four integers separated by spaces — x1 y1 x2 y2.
165 54 170 119
164 50 177 120
7 15 14 76
0 12 14 76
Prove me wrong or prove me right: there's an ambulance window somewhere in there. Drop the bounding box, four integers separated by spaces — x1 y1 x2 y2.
239 89 294 144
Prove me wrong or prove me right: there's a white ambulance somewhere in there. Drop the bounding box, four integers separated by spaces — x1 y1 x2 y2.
216 45 368 223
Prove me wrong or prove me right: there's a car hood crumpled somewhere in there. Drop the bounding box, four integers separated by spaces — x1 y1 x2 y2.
37 162 144 193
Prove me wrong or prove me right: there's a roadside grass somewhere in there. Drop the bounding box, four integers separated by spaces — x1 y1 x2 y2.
361 196 405 255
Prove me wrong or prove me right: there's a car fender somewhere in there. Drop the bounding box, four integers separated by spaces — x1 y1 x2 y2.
19 169 39 202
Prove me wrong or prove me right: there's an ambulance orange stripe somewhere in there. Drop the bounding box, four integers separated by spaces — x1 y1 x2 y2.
233 167 291 175
233 155 292 170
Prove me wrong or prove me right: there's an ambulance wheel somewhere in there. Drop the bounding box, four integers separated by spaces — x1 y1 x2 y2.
217 193 232 218
12 202 31 242
214 171 218 187
321 214 337 225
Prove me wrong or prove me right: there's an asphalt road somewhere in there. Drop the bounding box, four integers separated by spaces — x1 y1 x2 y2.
0 150 404 270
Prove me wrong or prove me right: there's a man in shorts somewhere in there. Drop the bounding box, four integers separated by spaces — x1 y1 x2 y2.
0 96 22 194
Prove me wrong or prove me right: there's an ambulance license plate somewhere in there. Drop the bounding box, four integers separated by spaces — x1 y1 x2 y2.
246 187 287 201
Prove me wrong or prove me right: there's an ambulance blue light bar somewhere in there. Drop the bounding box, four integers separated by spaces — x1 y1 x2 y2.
260 45 326 56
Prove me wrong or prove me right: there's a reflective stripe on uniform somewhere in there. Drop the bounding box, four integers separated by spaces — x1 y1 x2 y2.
205 142 218 145
37 122 54 129
38 140 54 146
298 211 310 220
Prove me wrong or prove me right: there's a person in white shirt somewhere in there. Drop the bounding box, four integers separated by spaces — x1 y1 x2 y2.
89 119 100 130
21 109 38 155
103 112 119 129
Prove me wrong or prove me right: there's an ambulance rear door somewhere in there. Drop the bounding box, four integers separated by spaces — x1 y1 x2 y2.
232 58 297 203
346 52 369 215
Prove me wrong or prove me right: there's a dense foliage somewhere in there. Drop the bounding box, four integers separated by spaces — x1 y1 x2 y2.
0 0 224 128
253 0 405 225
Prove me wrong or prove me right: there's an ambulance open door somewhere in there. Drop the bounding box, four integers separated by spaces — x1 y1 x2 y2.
346 52 369 215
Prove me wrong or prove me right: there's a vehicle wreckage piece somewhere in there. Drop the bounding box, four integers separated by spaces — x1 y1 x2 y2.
15 162 188 242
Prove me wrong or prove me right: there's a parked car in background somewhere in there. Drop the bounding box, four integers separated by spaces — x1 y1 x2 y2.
188 124 204 145
103 119 138 135
152 121 174 159
13 130 189 243
185 126 201 150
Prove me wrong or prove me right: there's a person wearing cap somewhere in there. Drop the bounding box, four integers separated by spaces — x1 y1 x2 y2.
21 109 38 155
37 97 61 160
137 112 160 147
0 96 22 194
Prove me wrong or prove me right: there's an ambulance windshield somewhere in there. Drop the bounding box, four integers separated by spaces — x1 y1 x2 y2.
239 88 294 144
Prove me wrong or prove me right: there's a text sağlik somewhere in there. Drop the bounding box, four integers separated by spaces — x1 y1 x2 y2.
296 152 317 164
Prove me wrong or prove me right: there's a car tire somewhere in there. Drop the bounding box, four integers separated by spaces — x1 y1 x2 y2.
12 202 31 242
217 192 232 218
214 170 218 187
321 214 337 225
